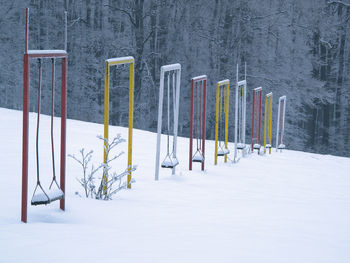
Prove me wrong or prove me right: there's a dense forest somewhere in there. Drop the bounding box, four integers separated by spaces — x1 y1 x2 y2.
0 0 349 157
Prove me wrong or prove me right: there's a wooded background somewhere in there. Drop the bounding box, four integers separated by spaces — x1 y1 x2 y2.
1 0 349 157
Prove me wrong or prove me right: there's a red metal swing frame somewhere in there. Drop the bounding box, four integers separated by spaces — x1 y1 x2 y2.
189 75 207 171
251 87 262 152
21 8 67 223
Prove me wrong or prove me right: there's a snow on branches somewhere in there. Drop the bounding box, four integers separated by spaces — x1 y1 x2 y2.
69 134 136 200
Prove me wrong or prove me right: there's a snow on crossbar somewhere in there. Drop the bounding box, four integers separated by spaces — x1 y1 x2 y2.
105 56 134 64
160 63 181 72
217 79 229 86
191 75 207 81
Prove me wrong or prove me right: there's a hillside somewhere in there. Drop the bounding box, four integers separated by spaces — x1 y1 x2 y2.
0 107 349 263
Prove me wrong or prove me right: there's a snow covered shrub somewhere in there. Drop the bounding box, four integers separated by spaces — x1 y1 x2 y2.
69 134 136 200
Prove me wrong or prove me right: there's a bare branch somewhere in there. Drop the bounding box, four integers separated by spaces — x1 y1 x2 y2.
104 4 136 27
327 1 350 7
143 29 154 46
248 10 287 21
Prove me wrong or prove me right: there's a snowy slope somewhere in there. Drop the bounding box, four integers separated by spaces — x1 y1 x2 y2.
0 107 349 263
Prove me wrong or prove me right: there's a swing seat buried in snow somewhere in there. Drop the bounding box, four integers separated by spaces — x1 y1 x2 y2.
192 151 204 163
265 144 272 149
161 155 179 168
253 143 261 150
31 188 64 206
217 148 230 156
278 144 286 149
236 143 246 150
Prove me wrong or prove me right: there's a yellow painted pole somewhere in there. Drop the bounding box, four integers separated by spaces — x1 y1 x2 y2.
269 95 273 154
264 95 267 154
103 57 135 193
127 62 134 188
224 83 229 163
214 83 219 165
103 61 109 194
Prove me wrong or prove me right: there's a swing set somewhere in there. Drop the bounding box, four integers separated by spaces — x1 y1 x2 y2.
155 64 181 180
264 92 273 154
21 8 67 223
251 87 262 153
189 75 207 171
214 79 230 165
103 56 134 190
234 63 247 162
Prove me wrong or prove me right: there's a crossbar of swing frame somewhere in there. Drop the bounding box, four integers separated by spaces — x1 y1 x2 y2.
21 8 67 223
214 80 230 165
276 95 286 152
234 78 247 161
189 75 207 171
155 63 181 180
104 57 135 190
251 87 262 152
264 92 273 154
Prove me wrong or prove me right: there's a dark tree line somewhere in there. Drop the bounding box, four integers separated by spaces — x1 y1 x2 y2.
0 0 349 157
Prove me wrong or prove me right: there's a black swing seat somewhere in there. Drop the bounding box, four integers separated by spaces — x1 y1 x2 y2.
278 144 286 149
236 143 246 150
253 143 261 150
161 155 179 169
265 144 272 149
217 148 230 156
31 188 64 206
192 151 204 163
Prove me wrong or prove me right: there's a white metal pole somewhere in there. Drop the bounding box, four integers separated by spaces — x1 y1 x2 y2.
234 64 239 161
243 81 247 151
282 96 286 147
276 97 281 152
173 68 181 175
155 68 165 180
64 11 67 51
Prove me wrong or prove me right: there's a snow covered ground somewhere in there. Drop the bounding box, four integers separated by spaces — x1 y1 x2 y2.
0 107 349 263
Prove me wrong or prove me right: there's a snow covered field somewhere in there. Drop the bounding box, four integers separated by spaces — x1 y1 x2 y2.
0 107 349 263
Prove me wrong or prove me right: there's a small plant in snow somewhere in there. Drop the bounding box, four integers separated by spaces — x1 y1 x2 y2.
69 134 136 200
69 148 102 198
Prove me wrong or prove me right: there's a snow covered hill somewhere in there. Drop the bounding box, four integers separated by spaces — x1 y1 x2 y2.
0 107 349 263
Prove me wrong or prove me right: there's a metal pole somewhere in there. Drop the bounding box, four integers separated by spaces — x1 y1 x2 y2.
60 57 67 211
189 79 194 170
64 11 67 51
251 90 255 151
25 8 29 53
276 97 281 151
234 64 238 161
103 62 109 193
282 97 286 146
173 69 181 175
224 83 229 163
258 90 262 145
21 8 30 223
243 81 246 148
127 62 134 188
264 95 267 154
21 53 29 223
155 68 165 180
201 79 206 171
269 94 273 154
214 83 219 165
